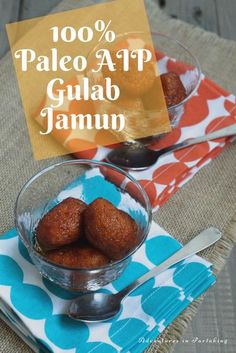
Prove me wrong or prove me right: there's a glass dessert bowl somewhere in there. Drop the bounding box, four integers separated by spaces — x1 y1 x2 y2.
15 160 152 292
151 32 201 129
87 31 201 146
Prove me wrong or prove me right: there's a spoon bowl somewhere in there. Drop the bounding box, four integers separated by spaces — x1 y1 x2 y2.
106 125 236 170
106 143 158 170
68 292 121 322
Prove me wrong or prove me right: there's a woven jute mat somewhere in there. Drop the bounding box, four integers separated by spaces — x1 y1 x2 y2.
0 1 236 352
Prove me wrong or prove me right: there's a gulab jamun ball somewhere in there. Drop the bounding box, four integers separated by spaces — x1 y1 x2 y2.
160 72 187 107
84 198 138 260
35 194 139 269
36 197 87 251
45 244 109 269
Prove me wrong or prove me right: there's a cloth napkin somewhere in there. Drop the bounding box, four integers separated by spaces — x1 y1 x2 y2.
35 53 236 212
0 169 216 353
73 74 236 210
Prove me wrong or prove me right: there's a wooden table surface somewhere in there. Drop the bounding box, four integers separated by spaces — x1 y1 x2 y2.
1 0 236 58
156 2 236 353
156 0 236 41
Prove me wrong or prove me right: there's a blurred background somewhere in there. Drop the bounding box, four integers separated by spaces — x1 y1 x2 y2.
157 0 236 41
1 0 236 58
0 1 235 353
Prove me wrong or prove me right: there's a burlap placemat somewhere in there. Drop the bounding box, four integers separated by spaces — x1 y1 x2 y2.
0 1 236 352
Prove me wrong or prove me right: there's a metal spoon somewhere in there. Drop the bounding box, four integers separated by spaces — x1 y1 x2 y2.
68 227 222 322
106 124 236 170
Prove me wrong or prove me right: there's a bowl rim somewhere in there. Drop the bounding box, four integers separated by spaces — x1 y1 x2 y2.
15 159 152 273
152 31 202 111
87 31 202 114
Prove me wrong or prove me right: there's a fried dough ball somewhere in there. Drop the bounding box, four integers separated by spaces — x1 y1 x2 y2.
36 197 87 250
160 72 187 107
45 244 109 269
84 198 138 260
103 51 156 97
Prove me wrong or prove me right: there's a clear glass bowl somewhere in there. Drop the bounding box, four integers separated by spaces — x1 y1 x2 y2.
138 32 202 145
87 32 201 144
15 160 152 292
152 32 201 128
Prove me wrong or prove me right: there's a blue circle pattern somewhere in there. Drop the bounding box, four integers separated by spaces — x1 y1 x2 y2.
173 262 208 288
60 174 121 207
1 228 18 239
11 283 53 320
112 261 154 296
0 256 24 285
42 278 79 300
0 173 214 352
141 286 181 321
0 236 213 353
45 314 89 350
145 236 182 266
128 208 147 227
76 342 117 353
0 234 212 353
18 240 34 265
109 318 148 348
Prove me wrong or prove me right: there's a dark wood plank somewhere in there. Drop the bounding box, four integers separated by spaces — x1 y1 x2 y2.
0 0 62 58
157 0 219 34
215 0 236 40
20 0 61 20
0 0 21 57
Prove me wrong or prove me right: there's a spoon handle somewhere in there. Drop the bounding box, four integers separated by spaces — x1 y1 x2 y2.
163 124 236 155
117 227 222 300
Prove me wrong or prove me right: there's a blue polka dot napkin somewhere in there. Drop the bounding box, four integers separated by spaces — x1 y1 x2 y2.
0 170 216 353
